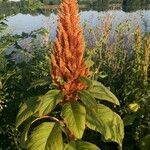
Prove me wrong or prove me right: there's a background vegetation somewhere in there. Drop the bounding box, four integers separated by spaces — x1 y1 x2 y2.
0 0 150 150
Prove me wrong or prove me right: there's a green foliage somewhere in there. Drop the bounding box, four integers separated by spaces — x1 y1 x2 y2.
85 18 150 149
16 97 41 128
64 140 100 150
15 76 124 149
0 0 44 16
27 122 63 150
139 135 150 150
86 104 124 148
87 80 120 105
61 102 86 139
0 27 51 149
38 90 61 116
1 2 149 149
78 90 97 108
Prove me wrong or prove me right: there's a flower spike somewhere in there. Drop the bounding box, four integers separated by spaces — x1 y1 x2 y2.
51 0 89 101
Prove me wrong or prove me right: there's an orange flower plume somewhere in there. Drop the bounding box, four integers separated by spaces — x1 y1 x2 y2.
51 0 89 101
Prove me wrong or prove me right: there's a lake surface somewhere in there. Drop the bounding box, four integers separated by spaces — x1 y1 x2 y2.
0 1 150 39
3 10 150 38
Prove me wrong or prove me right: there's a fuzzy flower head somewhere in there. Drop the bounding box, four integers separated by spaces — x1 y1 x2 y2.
51 0 89 101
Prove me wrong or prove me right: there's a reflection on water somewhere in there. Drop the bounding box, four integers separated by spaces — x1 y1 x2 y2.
4 10 150 38
0 0 150 38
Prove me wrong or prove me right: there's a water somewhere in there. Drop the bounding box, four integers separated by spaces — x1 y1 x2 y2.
3 10 150 38
0 1 150 39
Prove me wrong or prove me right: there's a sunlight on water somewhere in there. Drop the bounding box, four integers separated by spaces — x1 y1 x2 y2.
4 10 150 39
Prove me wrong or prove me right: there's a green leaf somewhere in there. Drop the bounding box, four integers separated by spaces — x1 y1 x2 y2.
88 80 120 105
123 114 136 126
99 71 108 79
16 90 62 128
64 140 100 150
86 104 124 148
79 77 93 87
140 135 150 150
78 90 97 108
20 117 36 149
20 123 31 148
61 102 86 139
86 107 105 134
27 122 63 150
28 76 51 89
16 97 40 128
38 90 62 116
85 59 94 68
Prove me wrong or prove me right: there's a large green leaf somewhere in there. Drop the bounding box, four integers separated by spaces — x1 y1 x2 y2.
88 80 120 105
78 90 97 108
20 123 31 149
38 90 62 116
27 122 63 150
16 97 40 128
28 76 51 89
20 117 36 149
79 77 93 87
64 140 100 150
16 90 62 127
86 104 124 148
61 102 86 139
86 107 105 133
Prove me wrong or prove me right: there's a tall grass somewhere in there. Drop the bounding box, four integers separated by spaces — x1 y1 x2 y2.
84 17 150 87
134 27 150 85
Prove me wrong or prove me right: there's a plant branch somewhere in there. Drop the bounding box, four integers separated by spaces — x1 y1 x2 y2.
31 115 64 126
